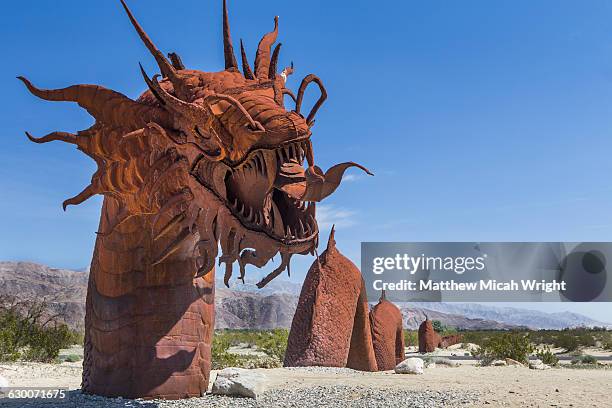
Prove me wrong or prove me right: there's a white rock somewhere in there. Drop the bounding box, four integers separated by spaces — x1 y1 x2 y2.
491 360 507 366
529 359 551 370
395 358 424 374
0 374 8 394
211 368 267 398
505 358 525 367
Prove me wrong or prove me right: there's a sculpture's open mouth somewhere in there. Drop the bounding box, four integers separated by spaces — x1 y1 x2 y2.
224 138 318 245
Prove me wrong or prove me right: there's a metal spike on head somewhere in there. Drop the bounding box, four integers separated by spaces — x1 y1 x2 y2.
119 0 177 81
223 0 239 70
269 43 282 80
254 16 279 79
240 39 255 79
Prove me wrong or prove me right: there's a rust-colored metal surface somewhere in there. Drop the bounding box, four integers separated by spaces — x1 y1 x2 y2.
369 291 406 370
439 334 463 348
284 228 407 372
418 318 462 353
19 0 370 399
346 279 379 372
284 228 378 371
418 318 440 353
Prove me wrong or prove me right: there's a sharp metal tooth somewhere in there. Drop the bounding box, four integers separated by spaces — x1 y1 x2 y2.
307 202 316 218
285 225 293 238
298 219 306 237
296 144 304 163
304 220 311 235
263 195 272 226
308 214 316 230
272 201 285 237
249 208 256 223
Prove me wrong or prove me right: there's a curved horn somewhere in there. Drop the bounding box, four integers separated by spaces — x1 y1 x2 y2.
254 16 279 79
140 66 209 120
25 131 77 145
295 74 327 126
300 162 373 202
203 94 264 131
269 43 282 80
63 184 97 211
240 39 255 79
17 76 168 129
223 0 238 70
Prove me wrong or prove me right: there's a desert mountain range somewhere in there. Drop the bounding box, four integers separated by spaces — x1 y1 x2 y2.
0 261 608 332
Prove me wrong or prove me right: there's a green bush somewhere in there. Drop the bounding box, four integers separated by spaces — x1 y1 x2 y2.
472 332 534 366
257 329 288 361
0 296 80 362
535 346 559 366
555 334 579 352
211 329 288 369
571 355 598 365
62 354 82 363
432 320 446 333
404 330 417 347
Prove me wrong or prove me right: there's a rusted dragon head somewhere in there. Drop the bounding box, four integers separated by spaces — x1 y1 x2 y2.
18 0 371 288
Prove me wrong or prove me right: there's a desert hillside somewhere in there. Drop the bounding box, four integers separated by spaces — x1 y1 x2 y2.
1 261 607 331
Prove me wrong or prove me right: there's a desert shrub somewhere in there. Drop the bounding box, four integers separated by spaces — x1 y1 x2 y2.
603 341 612 351
257 329 288 361
571 355 598 365
211 330 238 369
0 296 80 362
211 329 288 369
404 330 417 347
62 354 82 363
535 345 559 366
460 330 500 347
472 332 533 366
572 355 597 365
555 334 579 352
432 320 446 333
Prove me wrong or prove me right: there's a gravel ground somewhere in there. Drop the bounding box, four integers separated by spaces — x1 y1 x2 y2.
283 366 374 375
0 386 480 408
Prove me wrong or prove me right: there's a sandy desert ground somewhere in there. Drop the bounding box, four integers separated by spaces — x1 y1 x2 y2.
0 359 610 407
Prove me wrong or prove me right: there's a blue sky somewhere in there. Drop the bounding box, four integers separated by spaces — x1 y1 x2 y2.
2 0 612 322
